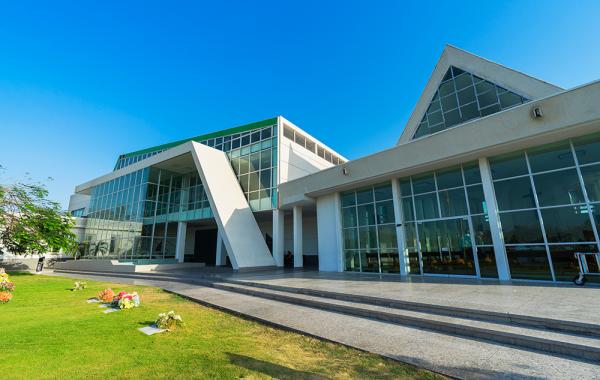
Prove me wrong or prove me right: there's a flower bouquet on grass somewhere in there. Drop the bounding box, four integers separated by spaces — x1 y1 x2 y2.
72 281 87 291
112 291 140 309
98 288 115 303
155 311 183 330
0 269 15 303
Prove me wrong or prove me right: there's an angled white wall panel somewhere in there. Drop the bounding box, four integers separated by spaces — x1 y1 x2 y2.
190 142 275 269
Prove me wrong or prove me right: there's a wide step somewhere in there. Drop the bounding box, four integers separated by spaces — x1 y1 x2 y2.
211 281 600 362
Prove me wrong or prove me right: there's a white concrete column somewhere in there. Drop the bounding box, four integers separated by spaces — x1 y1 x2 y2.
391 180 408 276
293 205 303 268
215 229 225 266
175 221 187 263
479 157 511 281
272 209 285 267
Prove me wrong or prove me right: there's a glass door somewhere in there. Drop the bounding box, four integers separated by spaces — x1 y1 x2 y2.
418 218 476 275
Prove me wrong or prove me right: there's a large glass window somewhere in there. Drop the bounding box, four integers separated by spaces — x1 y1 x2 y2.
341 183 399 274
489 134 600 282
413 66 529 139
399 162 496 277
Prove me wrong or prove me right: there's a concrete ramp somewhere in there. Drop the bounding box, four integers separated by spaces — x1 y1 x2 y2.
190 142 276 269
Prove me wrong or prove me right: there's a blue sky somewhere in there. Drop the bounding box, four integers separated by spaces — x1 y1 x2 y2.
1 1 599 208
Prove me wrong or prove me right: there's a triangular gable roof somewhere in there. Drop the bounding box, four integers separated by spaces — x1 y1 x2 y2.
397 45 563 144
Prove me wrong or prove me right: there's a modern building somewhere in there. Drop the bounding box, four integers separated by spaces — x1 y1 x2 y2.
68 45 600 283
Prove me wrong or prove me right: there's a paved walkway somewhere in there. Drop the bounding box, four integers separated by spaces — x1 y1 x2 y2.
48 269 600 379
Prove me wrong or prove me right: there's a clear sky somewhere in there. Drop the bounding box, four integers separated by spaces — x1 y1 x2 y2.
1 0 599 208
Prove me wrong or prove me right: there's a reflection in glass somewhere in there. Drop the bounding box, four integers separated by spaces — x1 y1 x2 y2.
414 193 439 220
581 164 600 202
550 245 599 282
540 206 594 243
489 153 528 180
417 219 476 275
573 133 600 165
360 251 380 272
380 251 400 273
344 251 360 272
494 177 536 211
476 246 498 278
506 245 552 280
439 188 468 217
527 142 574 173
533 169 584 206
499 210 544 244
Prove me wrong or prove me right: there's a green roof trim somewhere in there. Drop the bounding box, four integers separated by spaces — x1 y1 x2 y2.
122 117 278 159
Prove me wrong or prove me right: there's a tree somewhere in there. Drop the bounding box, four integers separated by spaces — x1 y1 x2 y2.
0 173 77 255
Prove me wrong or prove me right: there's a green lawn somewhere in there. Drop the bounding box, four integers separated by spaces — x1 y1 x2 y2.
0 273 443 380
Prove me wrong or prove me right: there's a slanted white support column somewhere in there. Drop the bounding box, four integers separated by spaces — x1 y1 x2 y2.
391 180 408 276
293 206 303 268
272 209 285 267
175 221 187 263
479 157 511 281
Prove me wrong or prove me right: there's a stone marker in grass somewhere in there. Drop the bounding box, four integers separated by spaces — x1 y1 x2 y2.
138 325 166 336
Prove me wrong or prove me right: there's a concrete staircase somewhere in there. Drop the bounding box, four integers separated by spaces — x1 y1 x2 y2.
207 278 600 363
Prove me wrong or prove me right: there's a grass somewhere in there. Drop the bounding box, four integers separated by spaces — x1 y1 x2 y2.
0 273 444 380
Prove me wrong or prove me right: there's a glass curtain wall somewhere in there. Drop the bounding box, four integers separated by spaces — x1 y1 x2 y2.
489 135 600 281
80 124 279 260
399 162 497 277
341 183 399 274
114 124 279 211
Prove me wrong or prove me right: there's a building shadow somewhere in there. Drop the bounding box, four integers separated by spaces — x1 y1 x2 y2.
226 352 328 380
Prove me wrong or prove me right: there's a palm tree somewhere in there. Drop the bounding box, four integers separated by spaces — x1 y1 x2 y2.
89 241 109 257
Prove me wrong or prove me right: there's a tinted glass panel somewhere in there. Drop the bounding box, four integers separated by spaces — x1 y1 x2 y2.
550 244 599 282
506 245 552 280
360 250 380 272
467 185 486 214
541 206 594 243
380 251 400 273
573 134 600 165
489 153 528 179
477 246 498 278
471 214 492 245
527 143 575 173
412 174 436 194
436 167 463 189
533 169 585 206
343 228 358 249
374 184 393 201
378 225 398 249
402 198 415 221
356 188 374 204
342 207 357 228
414 193 439 220
357 204 375 226
344 251 360 271
581 164 600 202
463 162 482 184
375 201 395 224
439 188 468 217
494 177 536 211
500 210 544 244
399 179 412 196
418 219 476 275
